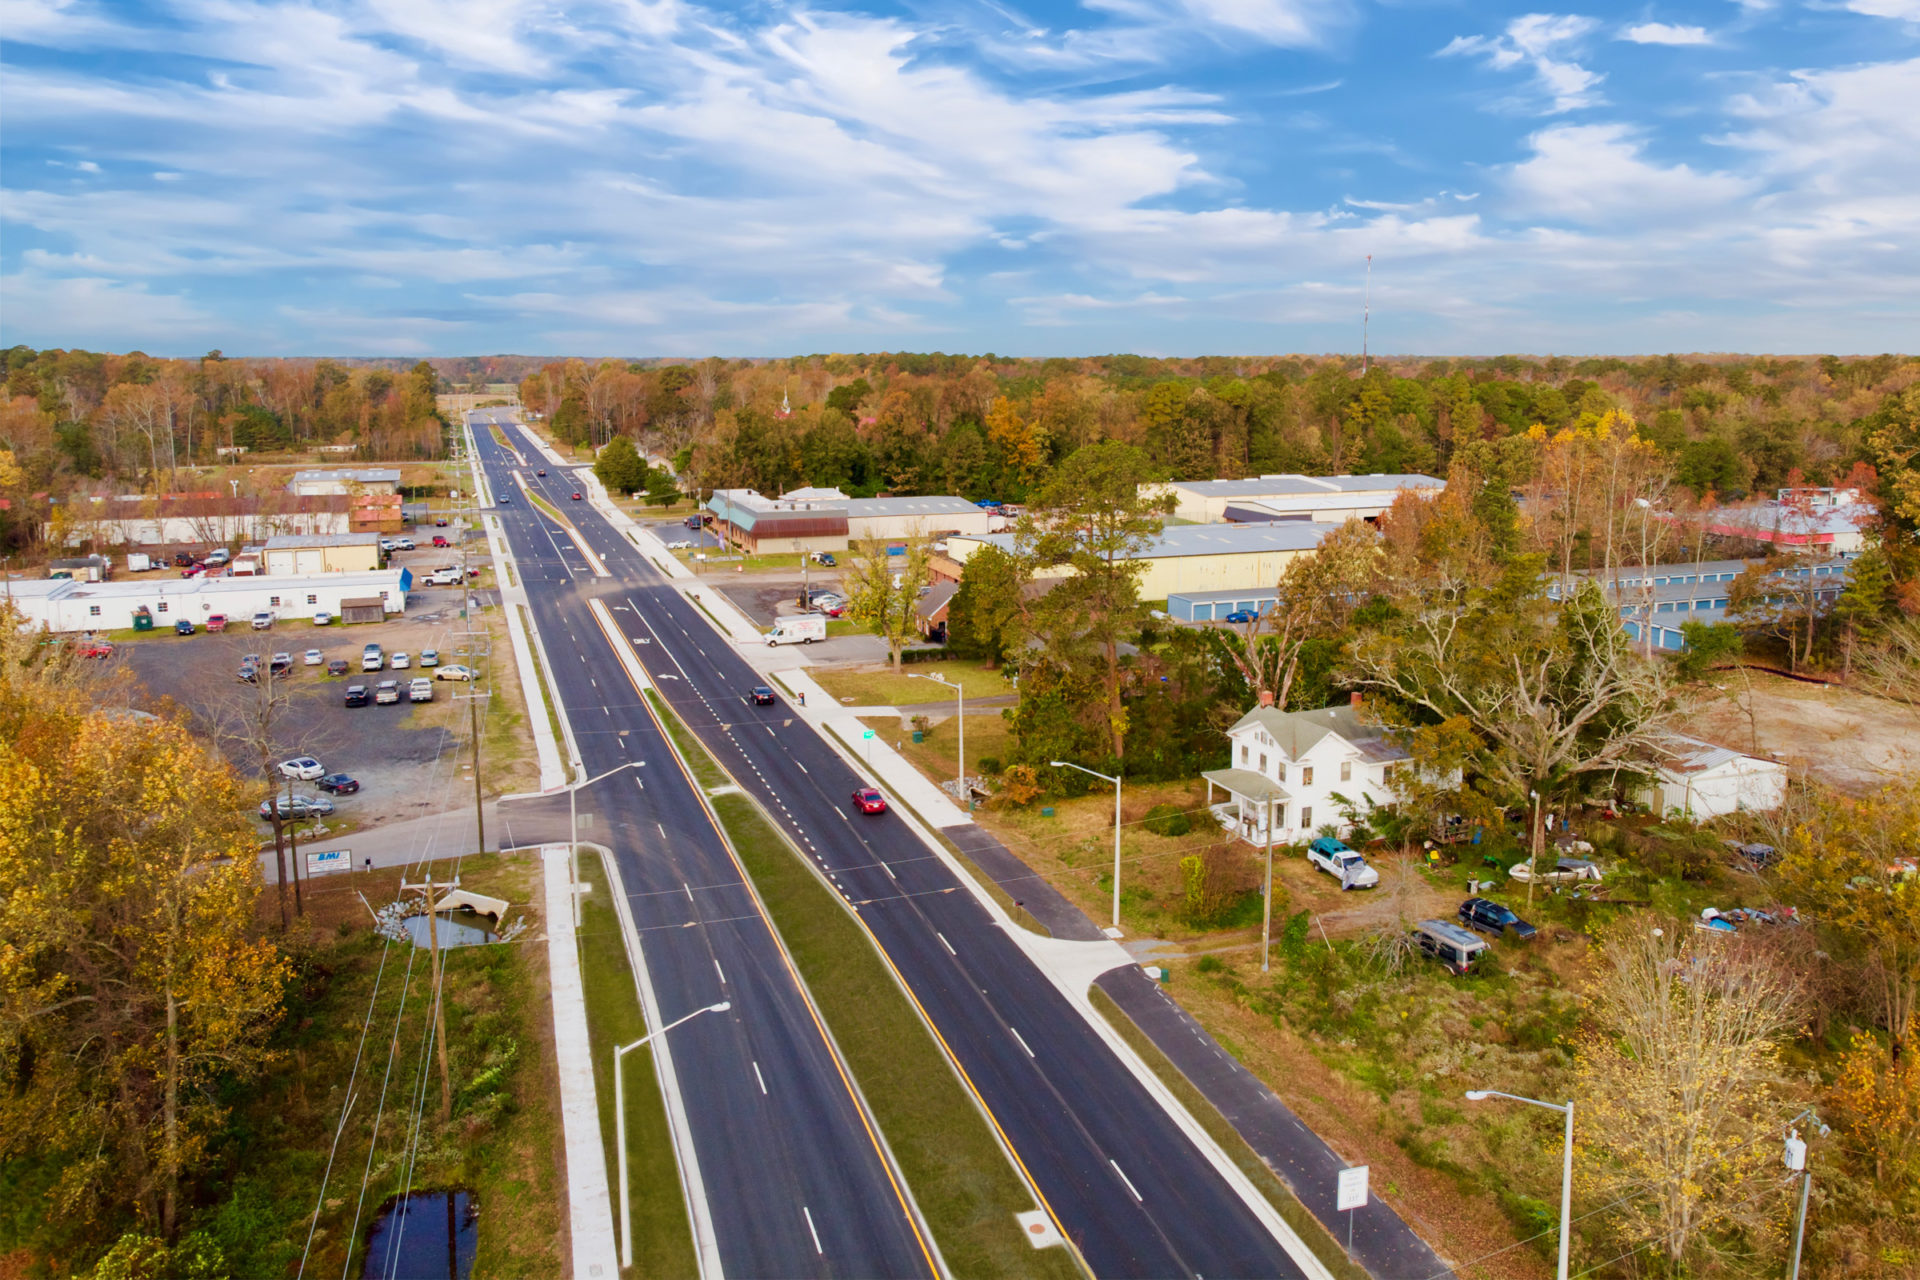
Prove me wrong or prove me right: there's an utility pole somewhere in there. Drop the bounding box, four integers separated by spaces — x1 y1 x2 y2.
405 869 457 1121
1362 254 1372 377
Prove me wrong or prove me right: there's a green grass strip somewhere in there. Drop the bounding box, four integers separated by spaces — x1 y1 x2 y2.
706 791 1081 1279
518 605 568 775
576 849 698 1278
639 680 1079 1277
526 488 571 528
488 422 514 451
1088 986 1369 1280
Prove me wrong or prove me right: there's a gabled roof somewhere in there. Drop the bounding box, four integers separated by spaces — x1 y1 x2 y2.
1227 703 1409 762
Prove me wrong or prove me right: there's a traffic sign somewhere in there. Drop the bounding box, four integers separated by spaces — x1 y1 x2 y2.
863 729 876 739
1336 1165 1369 1211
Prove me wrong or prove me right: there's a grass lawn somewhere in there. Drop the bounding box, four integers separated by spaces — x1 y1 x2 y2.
575 850 698 1278
393 608 541 799
638 685 1077 1277
858 712 1014 785
810 657 1011 707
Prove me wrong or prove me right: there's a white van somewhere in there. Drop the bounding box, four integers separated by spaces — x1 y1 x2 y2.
766 615 827 646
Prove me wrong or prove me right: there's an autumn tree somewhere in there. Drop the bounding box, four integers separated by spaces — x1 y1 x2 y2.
0 688 286 1236
1228 517 1379 710
1017 442 1173 760
946 542 1027 667
843 533 932 669
1573 923 1802 1269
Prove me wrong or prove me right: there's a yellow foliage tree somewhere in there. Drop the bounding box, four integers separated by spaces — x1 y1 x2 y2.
0 652 285 1236
1828 1022 1920 1201
984 395 1049 494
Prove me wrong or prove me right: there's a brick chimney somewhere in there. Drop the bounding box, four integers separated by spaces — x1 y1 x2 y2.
1258 689 1274 707
1350 691 1363 707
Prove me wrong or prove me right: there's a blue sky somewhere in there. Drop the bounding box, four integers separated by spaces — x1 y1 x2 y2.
2 0 1916 356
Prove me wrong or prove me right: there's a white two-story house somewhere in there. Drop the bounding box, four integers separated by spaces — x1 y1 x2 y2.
1203 693 1416 845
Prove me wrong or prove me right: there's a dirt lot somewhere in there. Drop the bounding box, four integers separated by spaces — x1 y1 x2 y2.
1677 667 1920 791
115 553 537 842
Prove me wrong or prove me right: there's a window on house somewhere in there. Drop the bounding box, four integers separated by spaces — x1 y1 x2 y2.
89 606 101 617
307 594 318 605
270 596 282 607
157 603 168 613
1259 753 1267 774
1301 766 1314 786
1240 745 1249 765
1340 761 1352 783
1300 805 1312 829
1276 764 1286 783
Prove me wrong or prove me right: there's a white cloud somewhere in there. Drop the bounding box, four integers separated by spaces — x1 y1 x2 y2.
1842 0 1920 19
1439 13 1606 114
1504 123 1755 222
1619 22 1712 44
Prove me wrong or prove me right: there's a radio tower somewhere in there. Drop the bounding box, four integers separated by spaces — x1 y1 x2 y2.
1362 254 1372 377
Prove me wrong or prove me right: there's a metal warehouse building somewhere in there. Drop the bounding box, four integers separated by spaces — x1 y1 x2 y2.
262 533 384 575
1146 474 1444 525
947 521 1335 600
705 489 992 553
3 569 412 632
1165 588 1280 622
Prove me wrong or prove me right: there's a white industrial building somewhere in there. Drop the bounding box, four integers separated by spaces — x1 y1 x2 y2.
1636 735 1788 819
286 468 403 497
947 521 1336 600
1146 474 1445 525
1 569 411 632
705 488 992 553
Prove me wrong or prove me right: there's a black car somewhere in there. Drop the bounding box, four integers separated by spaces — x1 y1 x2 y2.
316 773 361 794
751 686 777 706
343 684 370 707
1459 897 1537 940
537 469 547 477
174 618 195 635
327 659 350 676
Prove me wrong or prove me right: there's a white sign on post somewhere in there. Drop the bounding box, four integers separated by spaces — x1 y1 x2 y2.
1336 1165 1369 1211
306 849 352 877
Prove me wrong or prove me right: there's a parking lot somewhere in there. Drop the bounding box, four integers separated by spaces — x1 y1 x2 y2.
115 533 533 841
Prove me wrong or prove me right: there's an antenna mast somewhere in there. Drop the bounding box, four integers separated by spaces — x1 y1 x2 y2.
1362 254 1372 377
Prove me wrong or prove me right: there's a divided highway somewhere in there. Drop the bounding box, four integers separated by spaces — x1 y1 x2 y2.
471 412 1318 1278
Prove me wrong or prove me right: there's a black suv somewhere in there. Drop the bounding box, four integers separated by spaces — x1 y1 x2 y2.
1459 897 1537 940
343 684 370 707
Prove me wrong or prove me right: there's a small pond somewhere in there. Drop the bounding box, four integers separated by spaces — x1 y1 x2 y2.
361 1189 477 1280
400 909 497 949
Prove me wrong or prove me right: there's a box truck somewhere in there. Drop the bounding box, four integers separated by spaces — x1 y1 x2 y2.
765 615 826 646
125 553 154 573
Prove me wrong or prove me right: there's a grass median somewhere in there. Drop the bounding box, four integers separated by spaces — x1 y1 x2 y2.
576 848 698 1278
639 683 1079 1277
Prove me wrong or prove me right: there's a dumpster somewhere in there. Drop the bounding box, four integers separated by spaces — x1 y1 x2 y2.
131 607 155 632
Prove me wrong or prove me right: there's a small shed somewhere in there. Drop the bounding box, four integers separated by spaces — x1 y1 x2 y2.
1637 735 1789 819
339 596 387 625
49 555 112 583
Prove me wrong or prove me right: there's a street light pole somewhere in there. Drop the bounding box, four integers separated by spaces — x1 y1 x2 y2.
616 1001 730 1268
1466 1089 1573 1280
1052 760 1122 931
908 673 966 801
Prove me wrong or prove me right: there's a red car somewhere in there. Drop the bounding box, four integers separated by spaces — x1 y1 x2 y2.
852 788 888 815
75 639 114 659
571 492 583 501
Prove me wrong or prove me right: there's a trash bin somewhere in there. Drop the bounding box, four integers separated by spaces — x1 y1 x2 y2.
1041 807 1055 818
912 731 924 744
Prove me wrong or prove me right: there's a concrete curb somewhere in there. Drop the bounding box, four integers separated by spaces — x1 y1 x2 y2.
542 844 621 1280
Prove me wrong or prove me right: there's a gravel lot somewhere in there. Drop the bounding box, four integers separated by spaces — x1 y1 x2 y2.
116 544 501 839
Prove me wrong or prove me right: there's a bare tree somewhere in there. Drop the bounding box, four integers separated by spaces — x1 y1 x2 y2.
1573 923 1803 1269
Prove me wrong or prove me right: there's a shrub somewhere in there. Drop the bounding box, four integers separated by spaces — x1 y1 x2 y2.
1143 803 1192 837
976 756 1002 776
1196 954 1224 974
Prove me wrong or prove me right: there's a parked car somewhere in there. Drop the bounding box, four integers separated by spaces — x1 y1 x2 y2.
1307 836 1380 889
181 565 205 578
237 658 260 683
1224 609 1258 624
374 680 401 705
206 613 228 632
420 649 439 667
810 552 836 566
75 639 114 659
259 794 334 821
316 773 360 795
435 664 476 681
852 787 888 814
278 756 325 781
684 515 701 528
269 652 294 676
751 685 777 705
1725 840 1780 870
174 619 196 636
395 536 415 551
344 684 370 707
362 651 384 672
326 659 350 676
250 611 274 630
205 549 230 566
434 516 448 526
666 539 691 549
303 648 324 666
1458 897 1537 940
392 652 411 670
379 538 399 553
432 535 450 548
312 611 333 626
1412 919 1489 976
409 678 434 703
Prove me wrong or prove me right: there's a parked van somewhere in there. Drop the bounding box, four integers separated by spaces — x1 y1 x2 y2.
765 615 826 646
1412 919 1489 976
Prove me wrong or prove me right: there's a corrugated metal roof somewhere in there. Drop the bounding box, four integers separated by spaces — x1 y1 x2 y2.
1171 474 1443 498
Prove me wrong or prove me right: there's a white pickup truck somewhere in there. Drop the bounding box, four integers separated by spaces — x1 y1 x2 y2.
765 615 827 646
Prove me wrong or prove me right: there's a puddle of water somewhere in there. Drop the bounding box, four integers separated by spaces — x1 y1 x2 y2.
361 1190 477 1280
400 909 498 949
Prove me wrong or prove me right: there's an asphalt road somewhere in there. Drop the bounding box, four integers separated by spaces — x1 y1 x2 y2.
475 430 937 1278
472 414 1315 1278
